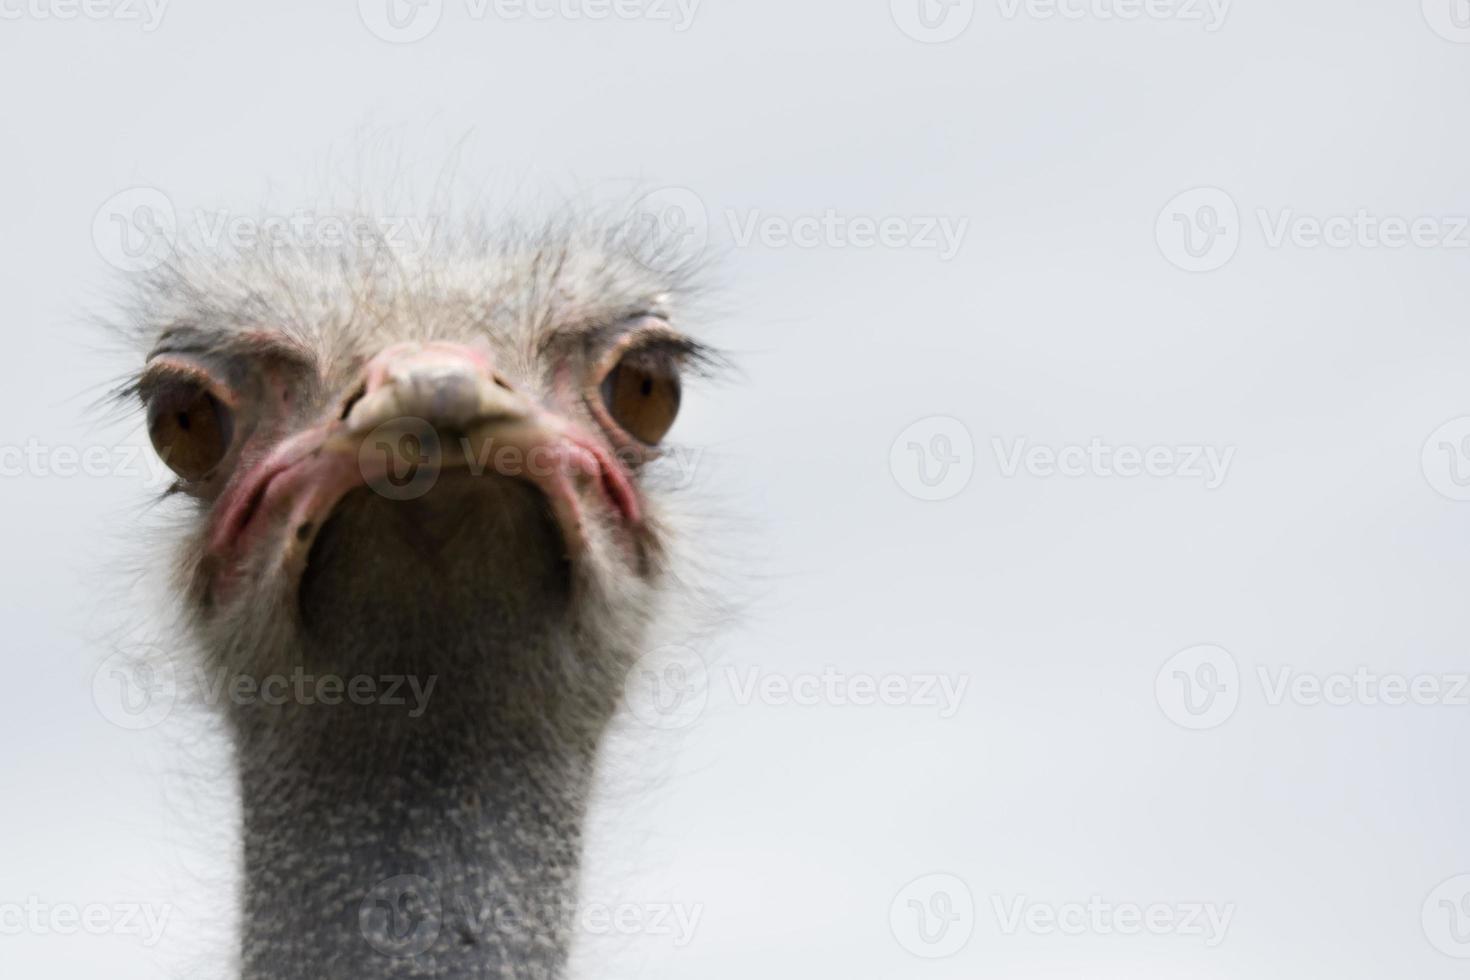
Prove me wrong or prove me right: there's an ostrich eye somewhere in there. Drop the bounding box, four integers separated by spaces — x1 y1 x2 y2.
599 348 681 446
147 381 234 481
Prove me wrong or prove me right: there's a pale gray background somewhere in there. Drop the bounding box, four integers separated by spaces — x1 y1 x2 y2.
3 0 1470 977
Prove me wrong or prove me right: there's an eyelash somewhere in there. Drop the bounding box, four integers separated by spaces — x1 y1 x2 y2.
607 340 685 372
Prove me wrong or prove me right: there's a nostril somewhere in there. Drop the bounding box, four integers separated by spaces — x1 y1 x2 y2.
339 384 367 421
493 374 513 392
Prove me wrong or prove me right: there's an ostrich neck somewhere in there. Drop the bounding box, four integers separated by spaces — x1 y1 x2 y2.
232 689 601 980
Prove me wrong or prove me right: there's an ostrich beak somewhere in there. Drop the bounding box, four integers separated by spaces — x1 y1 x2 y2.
342 342 528 435
206 342 640 595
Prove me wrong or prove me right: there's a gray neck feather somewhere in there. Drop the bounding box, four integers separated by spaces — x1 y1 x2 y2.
233 690 601 980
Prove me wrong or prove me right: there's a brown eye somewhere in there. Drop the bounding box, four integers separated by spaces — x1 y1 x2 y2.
147 382 233 481
599 349 681 446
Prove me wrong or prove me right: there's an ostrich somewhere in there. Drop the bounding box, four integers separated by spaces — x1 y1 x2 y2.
118 213 716 979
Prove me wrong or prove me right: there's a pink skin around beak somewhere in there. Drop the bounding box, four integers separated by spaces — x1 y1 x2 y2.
206 341 641 599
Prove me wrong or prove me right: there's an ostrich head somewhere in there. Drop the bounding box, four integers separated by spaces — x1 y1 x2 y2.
121 216 715 979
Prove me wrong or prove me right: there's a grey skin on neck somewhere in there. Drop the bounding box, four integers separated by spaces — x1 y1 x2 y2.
234 702 597 979
226 482 634 979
